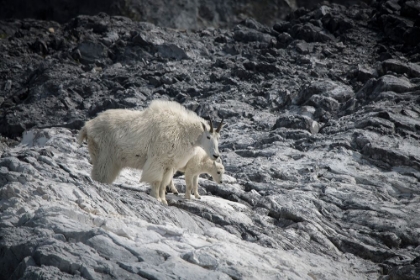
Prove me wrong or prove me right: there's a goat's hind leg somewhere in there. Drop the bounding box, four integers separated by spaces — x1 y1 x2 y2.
158 168 173 205
141 159 166 203
184 171 194 200
87 138 99 165
167 169 179 195
149 181 161 202
167 179 179 195
192 175 201 199
91 152 121 184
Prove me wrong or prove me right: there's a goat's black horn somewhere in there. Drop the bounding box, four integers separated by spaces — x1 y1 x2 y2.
216 118 224 133
209 118 214 133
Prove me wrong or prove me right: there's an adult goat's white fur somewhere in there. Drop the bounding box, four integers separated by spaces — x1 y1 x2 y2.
78 100 223 204
168 147 225 199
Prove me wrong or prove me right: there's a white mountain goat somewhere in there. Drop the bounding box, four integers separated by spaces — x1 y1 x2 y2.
167 147 225 199
78 100 224 204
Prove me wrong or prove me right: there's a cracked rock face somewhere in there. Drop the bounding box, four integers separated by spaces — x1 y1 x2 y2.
1 1 420 279
0 0 298 30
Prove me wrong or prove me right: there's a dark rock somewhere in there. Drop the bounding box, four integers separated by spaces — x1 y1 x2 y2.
148 76 162 87
403 26 420 46
379 14 413 43
374 232 401 249
77 41 109 65
333 237 396 263
380 59 420 78
384 0 401 12
214 35 228 43
401 1 420 19
357 64 377 83
240 18 271 34
231 66 255 81
293 79 354 105
157 44 190 60
289 7 310 20
312 5 331 20
212 58 231 69
233 26 275 44
294 41 313 54
289 23 334 43
130 31 156 47
0 119 26 139
31 39 48 55
321 12 354 35
378 51 394 62
356 75 412 101
87 99 126 117
273 115 320 134
304 94 340 113
273 21 291 33
243 61 280 74
355 117 395 132
275 32 293 48
362 143 420 170
388 264 420 280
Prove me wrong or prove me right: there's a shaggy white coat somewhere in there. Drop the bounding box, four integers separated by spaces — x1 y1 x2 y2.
78 100 221 204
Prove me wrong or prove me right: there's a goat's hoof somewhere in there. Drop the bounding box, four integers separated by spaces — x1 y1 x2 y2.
174 192 179 196
195 195 201 199
184 194 191 200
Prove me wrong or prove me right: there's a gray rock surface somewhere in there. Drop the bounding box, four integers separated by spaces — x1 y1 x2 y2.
1 1 420 279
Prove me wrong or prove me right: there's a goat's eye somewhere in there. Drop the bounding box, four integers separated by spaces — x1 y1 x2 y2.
217 172 221 174
207 136 210 139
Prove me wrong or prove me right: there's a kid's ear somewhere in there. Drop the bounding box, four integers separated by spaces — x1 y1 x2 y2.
215 157 222 163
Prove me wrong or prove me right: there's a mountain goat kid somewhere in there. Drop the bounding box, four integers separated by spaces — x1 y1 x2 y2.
78 100 223 205
168 147 225 199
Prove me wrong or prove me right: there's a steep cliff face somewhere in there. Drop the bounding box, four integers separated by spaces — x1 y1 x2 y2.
0 0 373 29
0 0 291 28
1 1 420 279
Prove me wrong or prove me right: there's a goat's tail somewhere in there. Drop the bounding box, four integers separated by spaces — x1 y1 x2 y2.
78 126 87 145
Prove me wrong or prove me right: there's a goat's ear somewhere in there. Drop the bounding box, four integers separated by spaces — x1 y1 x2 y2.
215 157 222 163
201 122 207 132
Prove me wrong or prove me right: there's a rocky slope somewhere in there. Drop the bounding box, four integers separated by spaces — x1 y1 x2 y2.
1 1 420 279
0 0 370 30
